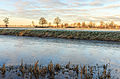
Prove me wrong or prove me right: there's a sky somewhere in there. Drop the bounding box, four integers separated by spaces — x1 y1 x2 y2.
0 0 120 25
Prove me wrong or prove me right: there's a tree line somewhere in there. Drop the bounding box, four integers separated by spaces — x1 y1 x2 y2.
32 17 61 28
1 17 120 29
32 17 119 29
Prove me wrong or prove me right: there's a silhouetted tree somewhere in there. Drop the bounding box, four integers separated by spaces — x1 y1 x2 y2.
77 23 81 28
61 23 64 28
100 21 104 28
105 23 109 28
48 22 51 27
82 22 86 28
39 17 47 27
64 23 68 28
92 23 96 28
89 21 93 28
114 24 118 29
109 21 114 28
73 23 76 27
3 17 9 28
54 17 61 28
32 21 35 27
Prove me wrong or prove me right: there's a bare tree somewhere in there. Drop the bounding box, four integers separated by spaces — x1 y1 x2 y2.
82 22 86 28
77 23 81 28
89 21 93 28
64 23 68 28
92 23 96 28
105 23 109 28
39 17 47 27
73 23 76 27
54 17 61 28
100 21 104 28
3 17 9 28
61 23 64 28
32 21 35 27
109 21 114 28
48 22 51 27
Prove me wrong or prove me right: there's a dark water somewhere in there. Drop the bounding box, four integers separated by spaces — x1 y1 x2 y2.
0 35 120 66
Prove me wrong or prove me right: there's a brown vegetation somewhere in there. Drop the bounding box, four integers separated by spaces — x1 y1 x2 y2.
0 61 112 79
1 29 120 41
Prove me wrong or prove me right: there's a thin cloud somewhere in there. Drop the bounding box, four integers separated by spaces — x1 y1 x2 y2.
0 0 120 24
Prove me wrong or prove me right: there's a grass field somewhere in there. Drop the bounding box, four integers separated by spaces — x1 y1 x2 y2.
0 28 120 41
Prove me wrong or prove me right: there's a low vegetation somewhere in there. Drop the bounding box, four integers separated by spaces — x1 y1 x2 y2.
0 29 120 41
0 60 112 79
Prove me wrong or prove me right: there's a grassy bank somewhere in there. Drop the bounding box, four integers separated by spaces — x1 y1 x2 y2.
0 29 120 41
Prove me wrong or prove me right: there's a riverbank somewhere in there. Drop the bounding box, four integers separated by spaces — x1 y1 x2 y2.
0 28 120 41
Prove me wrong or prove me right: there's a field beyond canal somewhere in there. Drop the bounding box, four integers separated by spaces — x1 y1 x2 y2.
1 28 120 41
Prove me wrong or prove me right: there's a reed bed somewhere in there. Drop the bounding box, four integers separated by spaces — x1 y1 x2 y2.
0 60 115 79
0 29 120 41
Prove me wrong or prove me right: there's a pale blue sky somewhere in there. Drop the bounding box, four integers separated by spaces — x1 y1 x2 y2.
0 0 120 25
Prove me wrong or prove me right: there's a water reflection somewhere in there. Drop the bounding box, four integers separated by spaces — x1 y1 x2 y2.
0 35 120 67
